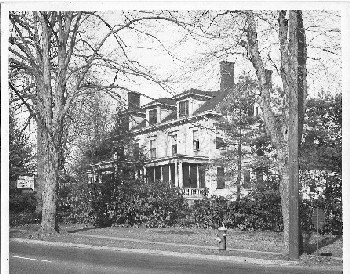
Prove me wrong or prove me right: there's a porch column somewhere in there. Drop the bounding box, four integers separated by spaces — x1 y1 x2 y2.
197 164 199 188
175 160 178 187
169 165 171 186
160 166 163 182
143 166 147 183
178 160 183 188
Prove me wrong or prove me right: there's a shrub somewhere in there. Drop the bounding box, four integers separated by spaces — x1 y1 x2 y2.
9 190 37 213
110 179 189 228
57 183 95 224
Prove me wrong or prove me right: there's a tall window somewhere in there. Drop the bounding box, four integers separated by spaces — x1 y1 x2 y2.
171 134 177 155
150 139 156 159
193 130 199 151
179 100 189 117
217 167 225 189
149 109 157 125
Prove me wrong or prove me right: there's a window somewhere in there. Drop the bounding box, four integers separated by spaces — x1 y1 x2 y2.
149 109 157 125
216 137 226 149
179 100 189 117
193 130 199 151
171 134 177 155
150 139 156 159
217 167 225 189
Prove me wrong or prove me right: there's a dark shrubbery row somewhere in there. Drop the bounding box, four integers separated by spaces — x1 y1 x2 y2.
10 176 342 235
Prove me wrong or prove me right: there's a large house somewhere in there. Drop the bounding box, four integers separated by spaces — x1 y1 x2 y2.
125 61 261 201
88 61 262 201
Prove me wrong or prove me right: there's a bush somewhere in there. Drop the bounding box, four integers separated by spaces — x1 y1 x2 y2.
57 171 342 235
9 190 37 213
10 211 41 227
57 183 95 224
188 177 283 231
108 179 189 228
59 175 189 228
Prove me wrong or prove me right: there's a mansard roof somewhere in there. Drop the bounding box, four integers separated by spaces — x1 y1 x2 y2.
174 88 216 101
193 86 233 115
130 87 233 131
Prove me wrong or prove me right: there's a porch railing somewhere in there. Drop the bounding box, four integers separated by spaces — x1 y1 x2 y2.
182 188 205 199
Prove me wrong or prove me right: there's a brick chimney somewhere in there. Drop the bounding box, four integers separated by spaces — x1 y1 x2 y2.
220 61 235 92
128 91 140 111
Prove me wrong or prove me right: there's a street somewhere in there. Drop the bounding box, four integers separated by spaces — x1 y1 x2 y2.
9 241 341 274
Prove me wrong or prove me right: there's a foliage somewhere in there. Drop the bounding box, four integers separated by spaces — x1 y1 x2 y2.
57 177 189 228
57 183 95 224
189 176 283 231
9 109 34 182
299 95 342 235
299 171 342 235
10 212 41 227
9 190 37 213
300 95 342 173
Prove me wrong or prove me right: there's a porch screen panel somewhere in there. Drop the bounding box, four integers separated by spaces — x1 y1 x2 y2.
162 165 169 182
199 165 206 188
190 164 197 188
146 167 154 184
155 166 161 181
170 164 175 185
182 163 190 188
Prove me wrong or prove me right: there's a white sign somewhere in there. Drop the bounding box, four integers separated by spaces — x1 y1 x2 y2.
17 176 35 190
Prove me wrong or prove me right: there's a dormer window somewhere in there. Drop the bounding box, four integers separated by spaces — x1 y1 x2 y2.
179 100 189 118
149 109 157 125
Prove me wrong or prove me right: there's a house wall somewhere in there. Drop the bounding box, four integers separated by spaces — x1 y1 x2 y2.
135 116 234 196
137 118 220 160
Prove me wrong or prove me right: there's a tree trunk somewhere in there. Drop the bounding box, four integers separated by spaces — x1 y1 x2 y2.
35 119 45 214
40 130 60 233
278 157 290 252
244 10 307 255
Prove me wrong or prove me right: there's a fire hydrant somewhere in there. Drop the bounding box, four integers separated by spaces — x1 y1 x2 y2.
216 225 227 250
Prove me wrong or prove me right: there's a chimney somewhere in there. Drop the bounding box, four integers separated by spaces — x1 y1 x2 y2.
128 91 140 111
220 61 235 92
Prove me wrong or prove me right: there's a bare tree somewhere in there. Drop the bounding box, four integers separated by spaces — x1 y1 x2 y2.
9 11 184 233
172 10 337 254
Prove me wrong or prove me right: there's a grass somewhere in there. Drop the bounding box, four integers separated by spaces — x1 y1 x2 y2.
10 223 342 267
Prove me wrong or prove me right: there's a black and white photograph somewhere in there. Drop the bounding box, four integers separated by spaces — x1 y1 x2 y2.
1 1 348 273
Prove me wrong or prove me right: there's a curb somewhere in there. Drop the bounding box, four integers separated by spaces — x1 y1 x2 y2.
11 237 297 267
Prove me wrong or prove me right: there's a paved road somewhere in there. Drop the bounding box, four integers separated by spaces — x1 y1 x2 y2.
9 241 341 274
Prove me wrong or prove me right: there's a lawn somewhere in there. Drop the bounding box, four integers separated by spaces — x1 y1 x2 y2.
10 223 342 266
